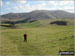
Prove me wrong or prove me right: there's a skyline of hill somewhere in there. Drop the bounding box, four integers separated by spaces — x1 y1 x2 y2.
0 10 75 23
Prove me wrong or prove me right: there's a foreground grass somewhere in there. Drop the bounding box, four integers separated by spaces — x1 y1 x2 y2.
1 25 74 55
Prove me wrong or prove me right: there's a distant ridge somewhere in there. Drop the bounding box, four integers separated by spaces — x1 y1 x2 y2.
0 10 75 22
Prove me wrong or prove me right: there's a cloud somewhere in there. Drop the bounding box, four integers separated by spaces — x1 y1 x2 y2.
5 2 10 6
23 3 47 11
9 2 47 12
49 1 58 7
31 3 47 10
49 1 74 6
59 1 74 6
62 6 74 12
6 1 74 13
7 6 20 10
13 6 20 10
0 0 2 6
49 1 74 13
13 0 26 4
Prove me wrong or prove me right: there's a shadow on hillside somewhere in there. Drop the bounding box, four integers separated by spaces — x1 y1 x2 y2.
0 25 17 28
50 21 67 25
0 25 11 27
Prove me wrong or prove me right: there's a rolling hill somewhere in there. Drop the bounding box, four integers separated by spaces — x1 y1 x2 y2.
0 10 75 23
1 10 74 55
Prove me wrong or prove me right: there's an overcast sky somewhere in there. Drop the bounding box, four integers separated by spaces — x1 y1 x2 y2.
0 0 74 15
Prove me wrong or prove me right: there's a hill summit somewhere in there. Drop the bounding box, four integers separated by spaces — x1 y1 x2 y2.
1 10 74 22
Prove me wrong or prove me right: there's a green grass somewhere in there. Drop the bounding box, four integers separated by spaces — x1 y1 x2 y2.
16 21 40 28
1 19 74 55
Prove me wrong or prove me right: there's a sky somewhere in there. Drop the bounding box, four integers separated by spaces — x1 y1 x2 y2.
0 0 74 15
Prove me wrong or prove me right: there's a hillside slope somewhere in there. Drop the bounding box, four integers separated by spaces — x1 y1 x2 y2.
1 10 74 22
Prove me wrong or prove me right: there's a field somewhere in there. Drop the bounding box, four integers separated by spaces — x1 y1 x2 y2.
1 19 74 55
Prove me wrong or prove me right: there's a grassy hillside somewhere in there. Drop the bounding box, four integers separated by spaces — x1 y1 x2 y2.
1 19 74 55
16 21 40 28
